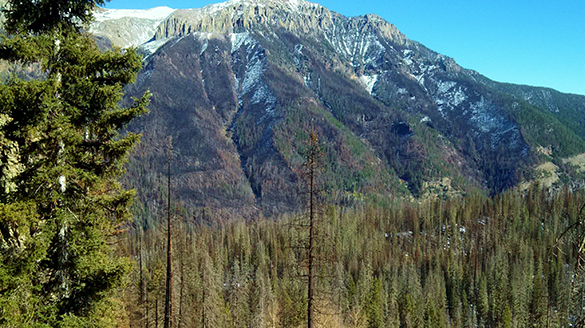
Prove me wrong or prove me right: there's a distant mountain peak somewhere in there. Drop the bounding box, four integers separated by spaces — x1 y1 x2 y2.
92 0 405 51
172 0 318 18
89 0 585 217
207 0 313 10
93 6 176 22
91 6 176 48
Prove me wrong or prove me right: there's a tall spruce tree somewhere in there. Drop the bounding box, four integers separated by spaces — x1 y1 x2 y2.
0 0 149 325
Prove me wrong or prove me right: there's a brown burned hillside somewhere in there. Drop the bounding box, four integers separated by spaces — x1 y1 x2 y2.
90 0 585 222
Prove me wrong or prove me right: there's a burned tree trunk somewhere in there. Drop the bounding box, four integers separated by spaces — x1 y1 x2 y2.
164 137 173 328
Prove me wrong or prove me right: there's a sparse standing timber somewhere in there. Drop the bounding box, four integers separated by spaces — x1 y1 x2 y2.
307 130 319 328
164 137 174 328
201 280 207 328
140 231 147 327
178 228 185 328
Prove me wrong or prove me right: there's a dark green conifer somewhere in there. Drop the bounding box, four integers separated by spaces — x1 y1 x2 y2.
531 260 548 327
365 277 383 328
0 0 149 325
502 303 512 328
477 274 489 327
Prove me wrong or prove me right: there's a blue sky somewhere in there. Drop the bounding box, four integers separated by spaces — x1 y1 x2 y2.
104 0 585 96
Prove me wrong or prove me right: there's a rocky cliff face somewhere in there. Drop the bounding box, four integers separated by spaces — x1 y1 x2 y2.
152 1 407 44
92 0 585 221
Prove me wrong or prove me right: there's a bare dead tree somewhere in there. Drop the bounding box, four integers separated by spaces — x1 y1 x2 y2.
555 199 585 326
294 128 327 328
306 130 319 328
139 230 148 328
177 221 186 328
164 137 174 328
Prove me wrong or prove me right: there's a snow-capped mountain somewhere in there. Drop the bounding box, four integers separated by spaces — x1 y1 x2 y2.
90 6 175 48
92 0 585 219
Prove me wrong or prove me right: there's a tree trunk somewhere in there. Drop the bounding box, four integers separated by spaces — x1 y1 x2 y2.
307 131 318 328
140 232 147 328
164 137 173 328
178 231 184 328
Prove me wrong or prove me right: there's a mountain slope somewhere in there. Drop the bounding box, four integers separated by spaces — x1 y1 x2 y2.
92 0 585 220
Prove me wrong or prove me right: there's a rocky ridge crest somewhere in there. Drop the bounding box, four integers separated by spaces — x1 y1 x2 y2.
90 0 585 221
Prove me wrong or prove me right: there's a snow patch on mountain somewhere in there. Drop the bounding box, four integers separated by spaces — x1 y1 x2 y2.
323 18 385 67
197 33 215 55
231 32 254 54
437 81 456 94
434 83 469 117
285 0 303 10
94 6 175 22
241 58 264 97
451 89 467 106
200 0 312 14
140 38 170 57
91 7 176 48
470 97 502 133
402 49 414 65
251 85 277 110
412 73 425 87
200 1 235 15
359 74 378 95
231 33 277 115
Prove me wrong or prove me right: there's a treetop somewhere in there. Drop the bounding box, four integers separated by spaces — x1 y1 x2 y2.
2 0 108 35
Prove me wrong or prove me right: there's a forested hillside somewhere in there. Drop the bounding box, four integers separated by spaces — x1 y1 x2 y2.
119 186 585 327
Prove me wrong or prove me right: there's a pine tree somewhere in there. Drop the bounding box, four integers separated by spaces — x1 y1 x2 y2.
199 250 227 328
228 259 251 328
424 299 446 328
477 274 489 328
502 303 512 328
364 278 383 328
0 0 149 325
531 260 548 327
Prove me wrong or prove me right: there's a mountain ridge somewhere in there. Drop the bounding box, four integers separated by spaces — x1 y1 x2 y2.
90 0 585 222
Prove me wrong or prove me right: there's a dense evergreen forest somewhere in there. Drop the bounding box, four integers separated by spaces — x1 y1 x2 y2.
120 185 585 328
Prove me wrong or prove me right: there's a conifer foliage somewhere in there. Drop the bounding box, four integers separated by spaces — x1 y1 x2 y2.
123 186 585 328
0 0 149 325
